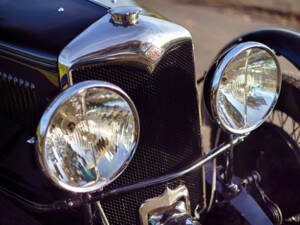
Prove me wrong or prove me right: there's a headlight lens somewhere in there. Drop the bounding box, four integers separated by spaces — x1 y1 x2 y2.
37 81 139 193
210 42 281 134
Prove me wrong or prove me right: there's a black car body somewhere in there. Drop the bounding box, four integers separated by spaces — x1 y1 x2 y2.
1 1 300 225
1 1 204 224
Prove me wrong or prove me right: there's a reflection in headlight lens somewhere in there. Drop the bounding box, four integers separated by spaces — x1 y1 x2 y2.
214 43 281 134
37 81 139 193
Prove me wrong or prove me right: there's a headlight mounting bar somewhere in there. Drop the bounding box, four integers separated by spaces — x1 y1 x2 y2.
0 135 245 211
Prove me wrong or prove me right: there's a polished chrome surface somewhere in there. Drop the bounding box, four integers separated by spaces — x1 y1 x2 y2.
58 12 191 86
36 80 140 193
139 185 191 225
26 137 36 145
96 201 110 225
0 41 57 68
210 42 281 134
0 136 244 211
87 0 139 9
109 6 141 26
0 41 58 86
206 127 221 212
97 135 245 199
148 202 200 225
286 213 300 223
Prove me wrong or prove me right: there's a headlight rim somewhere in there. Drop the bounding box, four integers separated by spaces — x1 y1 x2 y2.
36 80 140 193
210 41 282 135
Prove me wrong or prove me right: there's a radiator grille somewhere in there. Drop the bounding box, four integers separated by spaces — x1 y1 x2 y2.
0 72 39 124
72 41 202 225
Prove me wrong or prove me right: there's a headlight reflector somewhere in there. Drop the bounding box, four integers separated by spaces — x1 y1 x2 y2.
210 42 281 134
37 81 139 193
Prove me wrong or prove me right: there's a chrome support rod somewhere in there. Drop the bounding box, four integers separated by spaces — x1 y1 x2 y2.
207 128 221 212
224 134 235 186
0 135 245 211
97 135 245 199
96 201 110 225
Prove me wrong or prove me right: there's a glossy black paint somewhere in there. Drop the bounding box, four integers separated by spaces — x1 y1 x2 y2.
0 2 108 224
0 42 57 72
0 11 205 224
0 119 87 225
2 2 299 223
0 0 107 58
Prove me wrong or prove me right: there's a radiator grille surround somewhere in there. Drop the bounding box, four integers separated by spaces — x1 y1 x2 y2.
71 41 202 225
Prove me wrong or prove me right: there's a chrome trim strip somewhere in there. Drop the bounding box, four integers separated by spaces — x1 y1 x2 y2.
58 12 192 86
88 0 139 9
0 54 59 86
0 41 57 70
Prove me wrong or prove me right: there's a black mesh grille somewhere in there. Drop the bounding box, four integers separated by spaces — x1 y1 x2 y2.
72 41 202 225
0 72 39 124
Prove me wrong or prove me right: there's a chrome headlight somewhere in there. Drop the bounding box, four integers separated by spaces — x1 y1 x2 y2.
36 81 139 193
208 41 281 134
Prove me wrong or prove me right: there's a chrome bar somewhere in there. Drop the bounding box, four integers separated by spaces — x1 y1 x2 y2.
0 135 245 211
97 135 245 199
207 127 221 212
96 201 110 225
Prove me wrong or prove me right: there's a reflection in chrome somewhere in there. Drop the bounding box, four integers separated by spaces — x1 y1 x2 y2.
109 7 141 26
26 137 36 145
139 185 192 225
285 212 300 223
37 81 139 193
268 110 300 146
211 42 281 134
58 10 191 86
88 0 138 9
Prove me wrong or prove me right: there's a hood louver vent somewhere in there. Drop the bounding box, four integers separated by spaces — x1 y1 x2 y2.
0 72 39 124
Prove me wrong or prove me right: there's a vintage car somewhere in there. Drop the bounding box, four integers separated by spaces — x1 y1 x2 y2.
1 0 300 224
